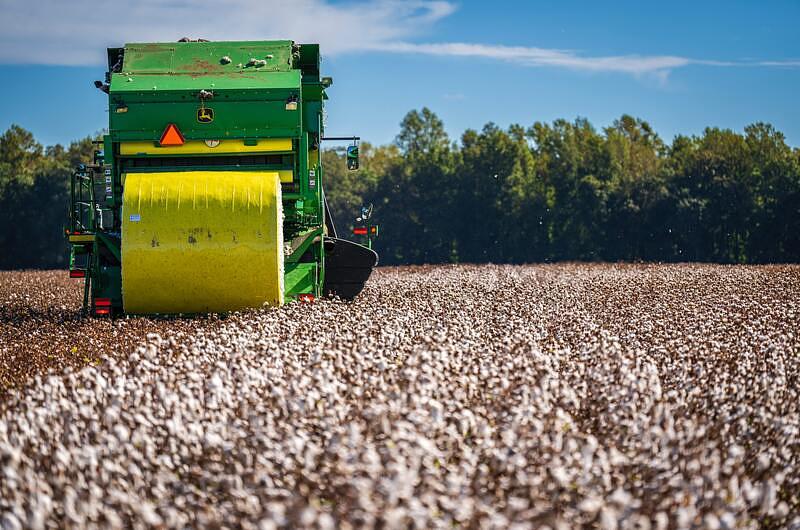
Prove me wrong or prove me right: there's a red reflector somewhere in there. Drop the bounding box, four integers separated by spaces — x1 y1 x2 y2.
95 298 112 307
95 307 111 316
353 227 367 235
298 293 315 303
69 270 85 278
159 123 185 146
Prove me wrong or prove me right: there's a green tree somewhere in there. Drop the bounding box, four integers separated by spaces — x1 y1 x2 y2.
0 126 94 269
603 115 668 260
528 118 609 260
0 125 43 193
457 123 542 263
669 128 753 262
742 123 800 262
371 108 458 264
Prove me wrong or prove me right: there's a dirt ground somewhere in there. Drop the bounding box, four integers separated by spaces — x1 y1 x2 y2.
1 264 798 528
0 270 223 396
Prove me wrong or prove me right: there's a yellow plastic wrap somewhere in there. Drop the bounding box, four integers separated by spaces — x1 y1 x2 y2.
121 171 284 314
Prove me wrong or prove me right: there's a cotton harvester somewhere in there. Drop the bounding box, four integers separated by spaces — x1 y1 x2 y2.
66 40 377 316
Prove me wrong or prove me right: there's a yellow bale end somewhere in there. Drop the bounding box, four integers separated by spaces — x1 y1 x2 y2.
121 171 284 314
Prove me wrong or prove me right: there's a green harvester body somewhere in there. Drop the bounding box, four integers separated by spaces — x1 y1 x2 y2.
66 40 376 316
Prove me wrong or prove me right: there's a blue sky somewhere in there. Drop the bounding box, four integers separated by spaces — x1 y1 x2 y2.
0 0 798 147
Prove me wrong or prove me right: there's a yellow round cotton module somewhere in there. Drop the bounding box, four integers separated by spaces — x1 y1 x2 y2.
121 171 284 314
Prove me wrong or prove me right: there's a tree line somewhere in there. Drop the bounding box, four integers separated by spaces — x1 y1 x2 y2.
1 110 798 269
325 109 800 264
0 126 94 269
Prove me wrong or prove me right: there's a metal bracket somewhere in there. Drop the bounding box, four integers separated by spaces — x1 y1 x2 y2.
286 227 324 263
96 232 122 262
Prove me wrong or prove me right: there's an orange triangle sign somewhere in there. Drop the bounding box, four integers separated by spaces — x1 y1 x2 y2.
159 124 185 146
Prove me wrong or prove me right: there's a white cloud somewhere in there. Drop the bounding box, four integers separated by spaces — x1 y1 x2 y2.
0 0 796 79
371 42 800 77
0 0 456 65
755 60 800 68
372 42 691 76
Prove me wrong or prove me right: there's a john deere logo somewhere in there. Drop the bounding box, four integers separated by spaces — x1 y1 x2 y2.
197 108 214 123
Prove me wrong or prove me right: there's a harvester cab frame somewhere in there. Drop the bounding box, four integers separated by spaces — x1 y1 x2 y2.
67 40 377 317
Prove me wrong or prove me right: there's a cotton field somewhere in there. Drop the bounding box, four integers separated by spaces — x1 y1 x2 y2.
1 264 798 528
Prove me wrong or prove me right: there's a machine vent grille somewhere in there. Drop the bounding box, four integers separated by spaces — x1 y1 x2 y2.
120 154 285 168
